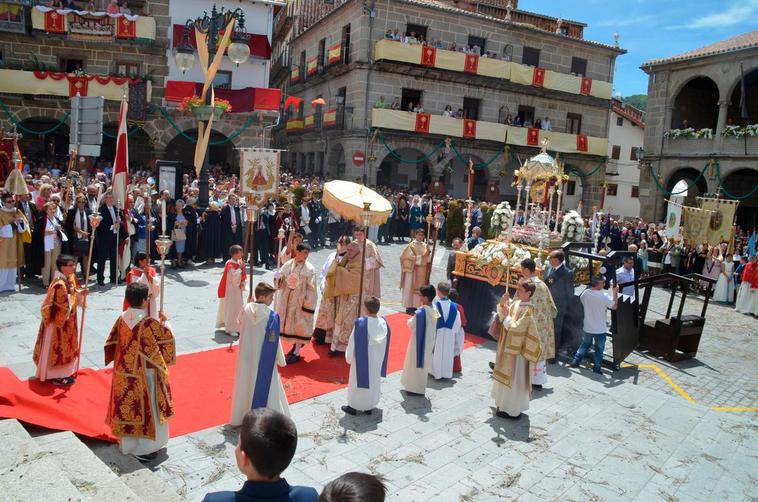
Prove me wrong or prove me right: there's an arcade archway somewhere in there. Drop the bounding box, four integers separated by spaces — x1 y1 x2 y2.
727 68 758 125
667 167 709 207
18 118 70 163
165 129 234 174
721 168 758 231
671 77 719 130
377 147 428 192
101 123 154 170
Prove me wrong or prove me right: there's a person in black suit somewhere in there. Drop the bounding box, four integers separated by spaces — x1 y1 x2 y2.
183 199 199 264
16 193 39 279
96 192 127 285
447 237 463 284
307 195 323 250
64 195 93 277
201 409 317 502
253 204 271 269
544 249 574 361
221 194 243 260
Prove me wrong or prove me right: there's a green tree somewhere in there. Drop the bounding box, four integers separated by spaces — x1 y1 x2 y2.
623 94 647 112
445 200 464 246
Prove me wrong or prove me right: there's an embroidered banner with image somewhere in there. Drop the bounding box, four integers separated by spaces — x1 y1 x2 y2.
240 149 280 204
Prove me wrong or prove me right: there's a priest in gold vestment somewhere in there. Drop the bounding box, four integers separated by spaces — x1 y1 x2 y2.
399 229 431 313
492 281 543 420
325 240 363 354
105 282 175 462
0 191 30 292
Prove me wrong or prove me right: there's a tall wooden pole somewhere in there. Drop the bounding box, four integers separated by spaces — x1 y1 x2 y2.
356 202 371 318
74 211 102 377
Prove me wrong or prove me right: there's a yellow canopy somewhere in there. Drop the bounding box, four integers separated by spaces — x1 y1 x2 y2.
322 180 392 226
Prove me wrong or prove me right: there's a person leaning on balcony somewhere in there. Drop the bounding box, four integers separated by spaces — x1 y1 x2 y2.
385 29 393 39
443 105 453 117
390 97 400 110
106 0 119 13
374 96 387 109
542 117 552 131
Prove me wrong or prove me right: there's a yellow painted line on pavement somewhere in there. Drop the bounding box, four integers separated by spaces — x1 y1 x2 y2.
621 363 754 411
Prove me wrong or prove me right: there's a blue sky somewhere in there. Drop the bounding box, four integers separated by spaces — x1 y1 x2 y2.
520 0 758 96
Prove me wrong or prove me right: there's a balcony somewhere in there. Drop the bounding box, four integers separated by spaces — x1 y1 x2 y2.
373 39 612 100
30 5 156 43
164 81 281 114
0 68 152 101
285 107 345 134
662 135 758 157
0 2 27 34
371 108 608 156
272 7 292 43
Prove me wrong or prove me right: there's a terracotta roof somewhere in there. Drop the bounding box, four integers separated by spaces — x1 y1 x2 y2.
612 98 644 128
401 0 624 52
643 30 758 67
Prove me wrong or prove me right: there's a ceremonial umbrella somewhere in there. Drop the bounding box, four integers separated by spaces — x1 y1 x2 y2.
322 180 392 316
322 180 392 225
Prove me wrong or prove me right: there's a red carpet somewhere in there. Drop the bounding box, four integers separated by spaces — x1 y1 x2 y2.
0 313 485 442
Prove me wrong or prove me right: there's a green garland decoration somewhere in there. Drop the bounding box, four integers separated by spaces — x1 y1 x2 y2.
647 161 709 196
714 161 758 200
450 142 503 169
154 105 258 145
0 98 70 136
377 131 444 164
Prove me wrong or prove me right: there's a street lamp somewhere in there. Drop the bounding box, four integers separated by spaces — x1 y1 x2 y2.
177 5 250 209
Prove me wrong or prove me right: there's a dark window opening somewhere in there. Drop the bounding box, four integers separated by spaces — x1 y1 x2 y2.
631 185 639 198
341 24 351 64
611 145 621 160
606 183 618 196
299 50 306 77
60 57 85 73
317 38 326 70
570 57 587 76
566 113 582 134
616 116 624 126
517 105 535 126
522 46 540 67
566 180 576 196
467 35 486 53
405 23 427 40
401 89 423 112
630 147 638 161
462 97 480 120
115 61 140 78
212 70 232 89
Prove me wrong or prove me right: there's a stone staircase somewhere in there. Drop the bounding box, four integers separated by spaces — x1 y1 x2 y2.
0 419 181 502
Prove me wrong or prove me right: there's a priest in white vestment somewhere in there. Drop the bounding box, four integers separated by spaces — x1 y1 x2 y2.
343 297 390 415
0 193 29 292
230 282 289 426
401 285 439 396
216 245 246 335
430 281 464 380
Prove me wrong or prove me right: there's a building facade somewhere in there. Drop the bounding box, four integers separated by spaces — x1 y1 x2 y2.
0 0 280 177
272 0 624 211
639 31 758 230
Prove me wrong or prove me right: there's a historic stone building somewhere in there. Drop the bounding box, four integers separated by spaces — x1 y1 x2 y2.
639 31 758 229
0 0 279 176
272 0 624 209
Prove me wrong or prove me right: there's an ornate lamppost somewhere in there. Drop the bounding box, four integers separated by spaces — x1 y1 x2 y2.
174 5 251 209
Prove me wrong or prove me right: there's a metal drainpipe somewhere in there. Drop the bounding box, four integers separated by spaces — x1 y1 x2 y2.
362 2 376 185
261 112 281 147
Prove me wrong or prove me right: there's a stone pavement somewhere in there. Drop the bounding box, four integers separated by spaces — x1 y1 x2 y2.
2 242 757 500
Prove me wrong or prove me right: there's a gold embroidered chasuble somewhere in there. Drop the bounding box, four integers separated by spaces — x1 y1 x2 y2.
493 301 543 388
33 274 80 369
104 314 176 440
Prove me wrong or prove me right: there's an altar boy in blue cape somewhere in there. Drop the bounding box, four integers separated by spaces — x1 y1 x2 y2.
430 281 465 380
401 285 440 396
230 282 289 427
342 296 391 416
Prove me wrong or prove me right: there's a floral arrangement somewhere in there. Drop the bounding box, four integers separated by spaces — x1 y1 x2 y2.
694 128 713 139
722 124 758 137
489 201 514 238
560 210 585 243
568 255 589 271
664 128 695 139
470 241 533 274
178 96 233 113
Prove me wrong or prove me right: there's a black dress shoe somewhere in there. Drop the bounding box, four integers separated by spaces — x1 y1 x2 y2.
134 452 159 463
532 384 542 391
496 410 522 420
286 353 301 364
403 390 425 397
489 361 495 370
97 280 105 286
341 405 357 416
328 349 340 357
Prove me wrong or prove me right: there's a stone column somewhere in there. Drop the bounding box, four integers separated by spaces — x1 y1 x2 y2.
579 159 606 214
715 99 729 151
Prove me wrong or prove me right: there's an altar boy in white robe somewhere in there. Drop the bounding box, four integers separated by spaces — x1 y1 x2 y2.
401 285 439 396
342 296 391 416
430 281 465 380
216 245 246 336
230 282 289 427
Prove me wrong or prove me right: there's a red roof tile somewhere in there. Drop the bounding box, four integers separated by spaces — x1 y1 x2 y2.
643 30 758 67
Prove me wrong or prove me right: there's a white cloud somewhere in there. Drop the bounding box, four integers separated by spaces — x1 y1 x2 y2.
597 15 656 28
668 0 758 29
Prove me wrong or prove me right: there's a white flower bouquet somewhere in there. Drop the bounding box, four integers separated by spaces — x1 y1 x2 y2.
664 128 695 139
489 201 514 238
470 241 532 274
694 128 713 139
560 210 585 244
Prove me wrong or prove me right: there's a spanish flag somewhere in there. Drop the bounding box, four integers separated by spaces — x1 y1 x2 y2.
323 108 337 127
291 66 300 83
307 56 318 76
327 43 341 65
304 114 315 129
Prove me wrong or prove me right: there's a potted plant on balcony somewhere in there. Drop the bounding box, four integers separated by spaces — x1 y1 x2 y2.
179 96 233 120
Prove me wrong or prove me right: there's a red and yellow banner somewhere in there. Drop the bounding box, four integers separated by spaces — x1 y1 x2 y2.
116 16 136 39
328 43 342 65
291 66 300 83
286 118 303 132
415 112 431 133
306 56 318 76
532 67 546 87
464 54 478 74
463 119 477 139
44 10 65 32
576 134 588 152
527 127 540 145
323 108 337 127
580 77 592 96
303 114 315 129
421 46 436 67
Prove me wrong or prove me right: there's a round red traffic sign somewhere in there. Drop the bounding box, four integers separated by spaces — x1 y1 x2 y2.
352 151 365 166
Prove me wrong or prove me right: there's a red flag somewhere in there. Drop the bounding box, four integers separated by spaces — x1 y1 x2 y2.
532 67 546 87
464 54 479 74
421 46 436 67
580 77 592 96
576 134 588 152
116 17 136 39
527 127 540 145
111 98 129 211
463 119 477 139
44 10 66 33
415 112 431 133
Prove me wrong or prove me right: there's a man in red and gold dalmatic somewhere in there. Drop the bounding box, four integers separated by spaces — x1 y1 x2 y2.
105 282 175 463
33 254 85 386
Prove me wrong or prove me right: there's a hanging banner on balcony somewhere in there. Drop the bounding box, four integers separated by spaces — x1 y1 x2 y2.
44 9 66 33
291 66 300 83
415 112 431 133
69 13 114 41
304 114 315 129
580 77 592 96
576 134 588 152
532 67 546 88
421 46 436 67
527 127 540 145
328 43 342 64
681 206 709 244
464 54 479 74
306 56 318 76
115 16 136 39
240 148 280 204
463 119 477 139
699 198 738 246
323 108 337 128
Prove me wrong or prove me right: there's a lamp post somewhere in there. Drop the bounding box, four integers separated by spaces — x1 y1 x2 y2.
362 1 376 185
175 5 251 209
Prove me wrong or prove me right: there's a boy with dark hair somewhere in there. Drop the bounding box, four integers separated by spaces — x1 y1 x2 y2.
203 409 318 502
105 282 175 462
430 281 464 380
343 296 391 416
230 282 289 426
319 472 386 502
217 244 247 336
400 284 439 396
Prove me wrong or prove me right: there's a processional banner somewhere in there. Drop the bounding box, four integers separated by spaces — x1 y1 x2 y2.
699 197 738 246
681 206 709 244
239 149 280 205
664 196 683 239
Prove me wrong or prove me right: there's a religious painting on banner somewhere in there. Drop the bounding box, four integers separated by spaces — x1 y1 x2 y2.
464 54 479 73
44 9 66 33
415 113 431 134
576 134 588 152
580 77 593 96
116 16 136 39
240 149 280 205
699 198 738 246
527 127 540 146
681 206 708 244
532 67 546 87
665 196 683 239
463 119 476 139
421 46 436 67
68 13 114 41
